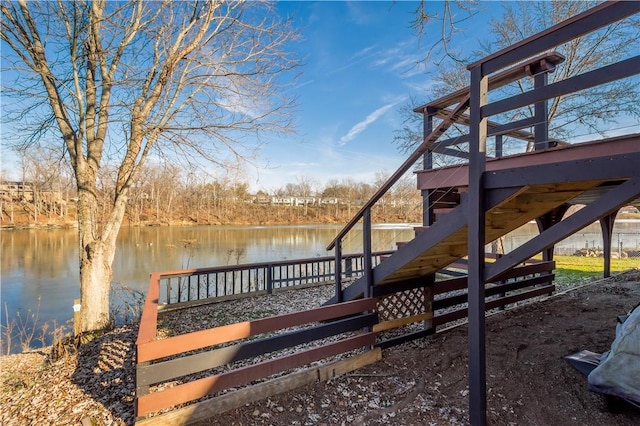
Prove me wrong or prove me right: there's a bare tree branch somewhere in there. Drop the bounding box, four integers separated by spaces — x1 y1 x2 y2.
1 0 301 332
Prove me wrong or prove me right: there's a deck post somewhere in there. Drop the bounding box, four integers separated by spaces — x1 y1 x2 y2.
495 134 503 158
533 72 549 150
535 205 570 263
423 110 434 170
363 209 373 298
467 65 489 426
599 210 618 278
334 240 343 303
422 110 436 227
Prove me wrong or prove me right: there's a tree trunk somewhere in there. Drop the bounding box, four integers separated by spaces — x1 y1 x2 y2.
79 239 113 332
75 176 126 333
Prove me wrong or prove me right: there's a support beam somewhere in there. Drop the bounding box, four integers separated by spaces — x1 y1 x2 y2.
484 152 640 189
599 211 619 278
535 205 570 262
467 66 489 426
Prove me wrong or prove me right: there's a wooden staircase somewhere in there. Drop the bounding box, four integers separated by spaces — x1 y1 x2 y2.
326 171 639 305
327 131 640 306
323 36 640 308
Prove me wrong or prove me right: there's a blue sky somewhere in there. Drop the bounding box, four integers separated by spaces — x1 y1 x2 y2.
0 1 498 192
249 0 500 192
253 0 458 192
4 2 636 193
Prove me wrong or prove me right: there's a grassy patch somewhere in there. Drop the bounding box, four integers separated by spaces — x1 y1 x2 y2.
553 255 639 287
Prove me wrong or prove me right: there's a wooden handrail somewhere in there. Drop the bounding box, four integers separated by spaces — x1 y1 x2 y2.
414 52 564 113
326 93 471 251
467 1 639 74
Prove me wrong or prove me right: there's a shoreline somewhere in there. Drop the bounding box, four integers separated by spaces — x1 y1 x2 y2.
3 215 640 231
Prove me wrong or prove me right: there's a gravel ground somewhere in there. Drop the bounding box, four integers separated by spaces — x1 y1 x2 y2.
1 270 639 425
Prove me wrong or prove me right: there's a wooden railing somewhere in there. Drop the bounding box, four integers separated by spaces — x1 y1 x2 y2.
136 297 380 424
374 258 555 348
325 49 573 301
463 5 640 420
154 250 393 310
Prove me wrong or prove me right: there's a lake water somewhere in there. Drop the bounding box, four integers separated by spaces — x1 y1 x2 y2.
1 221 639 349
0 224 416 335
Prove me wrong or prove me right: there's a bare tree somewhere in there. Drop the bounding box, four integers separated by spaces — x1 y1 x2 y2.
20 145 71 221
411 0 480 66
1 0 300 333
396 0 639 154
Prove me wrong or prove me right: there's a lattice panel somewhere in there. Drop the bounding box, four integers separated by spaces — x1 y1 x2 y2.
377 287 430 322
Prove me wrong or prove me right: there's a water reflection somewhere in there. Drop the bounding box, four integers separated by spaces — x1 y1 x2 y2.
1 224 415 332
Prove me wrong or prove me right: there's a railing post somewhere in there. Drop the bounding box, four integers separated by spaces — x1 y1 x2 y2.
266 264 273 294
534 72 549 150
363 208 373 298
334 240 343 303
495 134 503 158
135 361 150 420
423 109 436 227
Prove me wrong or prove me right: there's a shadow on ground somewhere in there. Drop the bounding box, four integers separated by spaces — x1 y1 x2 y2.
69 325 138 425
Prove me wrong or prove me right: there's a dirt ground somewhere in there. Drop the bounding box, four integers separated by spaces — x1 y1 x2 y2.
201 269 640 426
3 270 640 426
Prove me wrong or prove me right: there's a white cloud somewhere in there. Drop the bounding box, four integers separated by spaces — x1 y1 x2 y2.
339 102 397 145
219 92 264 119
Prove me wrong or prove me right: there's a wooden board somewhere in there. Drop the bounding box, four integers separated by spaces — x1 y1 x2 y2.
135 348 382 426
138 297 376 363
136 332 375 415
373 312 433 333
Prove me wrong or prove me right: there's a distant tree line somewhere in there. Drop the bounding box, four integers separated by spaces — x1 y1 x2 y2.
1 160 422 227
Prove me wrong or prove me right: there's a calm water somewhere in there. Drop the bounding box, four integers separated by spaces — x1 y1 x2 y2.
0 224 415 333
1 221 639 346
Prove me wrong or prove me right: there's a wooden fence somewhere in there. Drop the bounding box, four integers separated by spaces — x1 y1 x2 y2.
155 251 393 310
135 258 554 424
